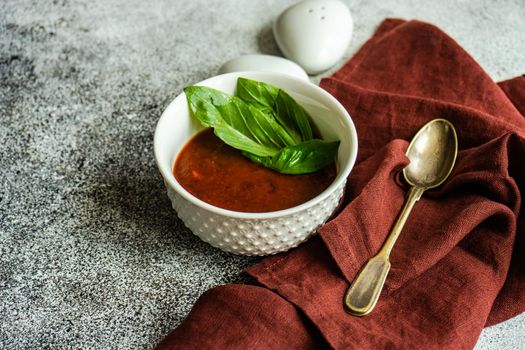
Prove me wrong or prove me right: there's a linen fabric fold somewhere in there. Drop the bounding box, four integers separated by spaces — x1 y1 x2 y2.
156 19 525 349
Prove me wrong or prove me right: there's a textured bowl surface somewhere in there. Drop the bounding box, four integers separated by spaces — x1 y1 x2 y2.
154 71 357 255
166 180 346 255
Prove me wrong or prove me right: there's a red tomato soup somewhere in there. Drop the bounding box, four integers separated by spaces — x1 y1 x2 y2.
173 128 337 213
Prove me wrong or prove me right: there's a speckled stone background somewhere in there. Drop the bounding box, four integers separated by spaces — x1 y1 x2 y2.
1 0 524 349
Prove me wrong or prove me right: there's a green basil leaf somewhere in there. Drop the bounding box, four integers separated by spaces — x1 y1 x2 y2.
237 78 314 143
244 140 340 174
237 77 279 108
185 80 340 175
274 90 314 141
184 85 230 127
184 86 280 157
212 122 278 157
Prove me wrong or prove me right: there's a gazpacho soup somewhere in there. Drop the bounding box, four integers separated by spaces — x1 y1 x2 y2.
176 78 341 213
174 128 337 213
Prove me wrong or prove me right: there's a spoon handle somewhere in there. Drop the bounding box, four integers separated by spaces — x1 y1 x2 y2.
344 255 390 316
379 186 424 257
344 186 424 316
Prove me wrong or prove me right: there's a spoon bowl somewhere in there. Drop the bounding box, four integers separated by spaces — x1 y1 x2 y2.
404 119 458 189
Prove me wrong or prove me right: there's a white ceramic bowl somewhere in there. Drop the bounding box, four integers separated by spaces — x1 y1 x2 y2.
154 72 357 256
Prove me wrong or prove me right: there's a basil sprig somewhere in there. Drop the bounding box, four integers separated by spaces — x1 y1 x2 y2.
183 78 339 174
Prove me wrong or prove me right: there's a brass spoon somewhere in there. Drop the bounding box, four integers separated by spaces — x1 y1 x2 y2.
344 118 458 316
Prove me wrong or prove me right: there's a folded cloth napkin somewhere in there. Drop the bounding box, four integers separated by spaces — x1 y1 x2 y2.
157 19 525 349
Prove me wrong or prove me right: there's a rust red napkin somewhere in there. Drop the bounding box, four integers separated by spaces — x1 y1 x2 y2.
157 19 525 349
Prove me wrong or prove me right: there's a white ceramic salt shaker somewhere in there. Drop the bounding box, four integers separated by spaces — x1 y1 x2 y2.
218 54 309 81
273 0 353 74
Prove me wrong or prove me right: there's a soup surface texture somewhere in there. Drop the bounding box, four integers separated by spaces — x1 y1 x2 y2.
174 128 337 213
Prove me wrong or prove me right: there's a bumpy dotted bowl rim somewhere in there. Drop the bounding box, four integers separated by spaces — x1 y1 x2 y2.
154 71 358 220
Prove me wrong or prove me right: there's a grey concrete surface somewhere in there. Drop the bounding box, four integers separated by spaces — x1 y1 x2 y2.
1 0 524 349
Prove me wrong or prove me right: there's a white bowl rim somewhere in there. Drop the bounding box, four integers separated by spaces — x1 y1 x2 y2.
154 71 358 219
